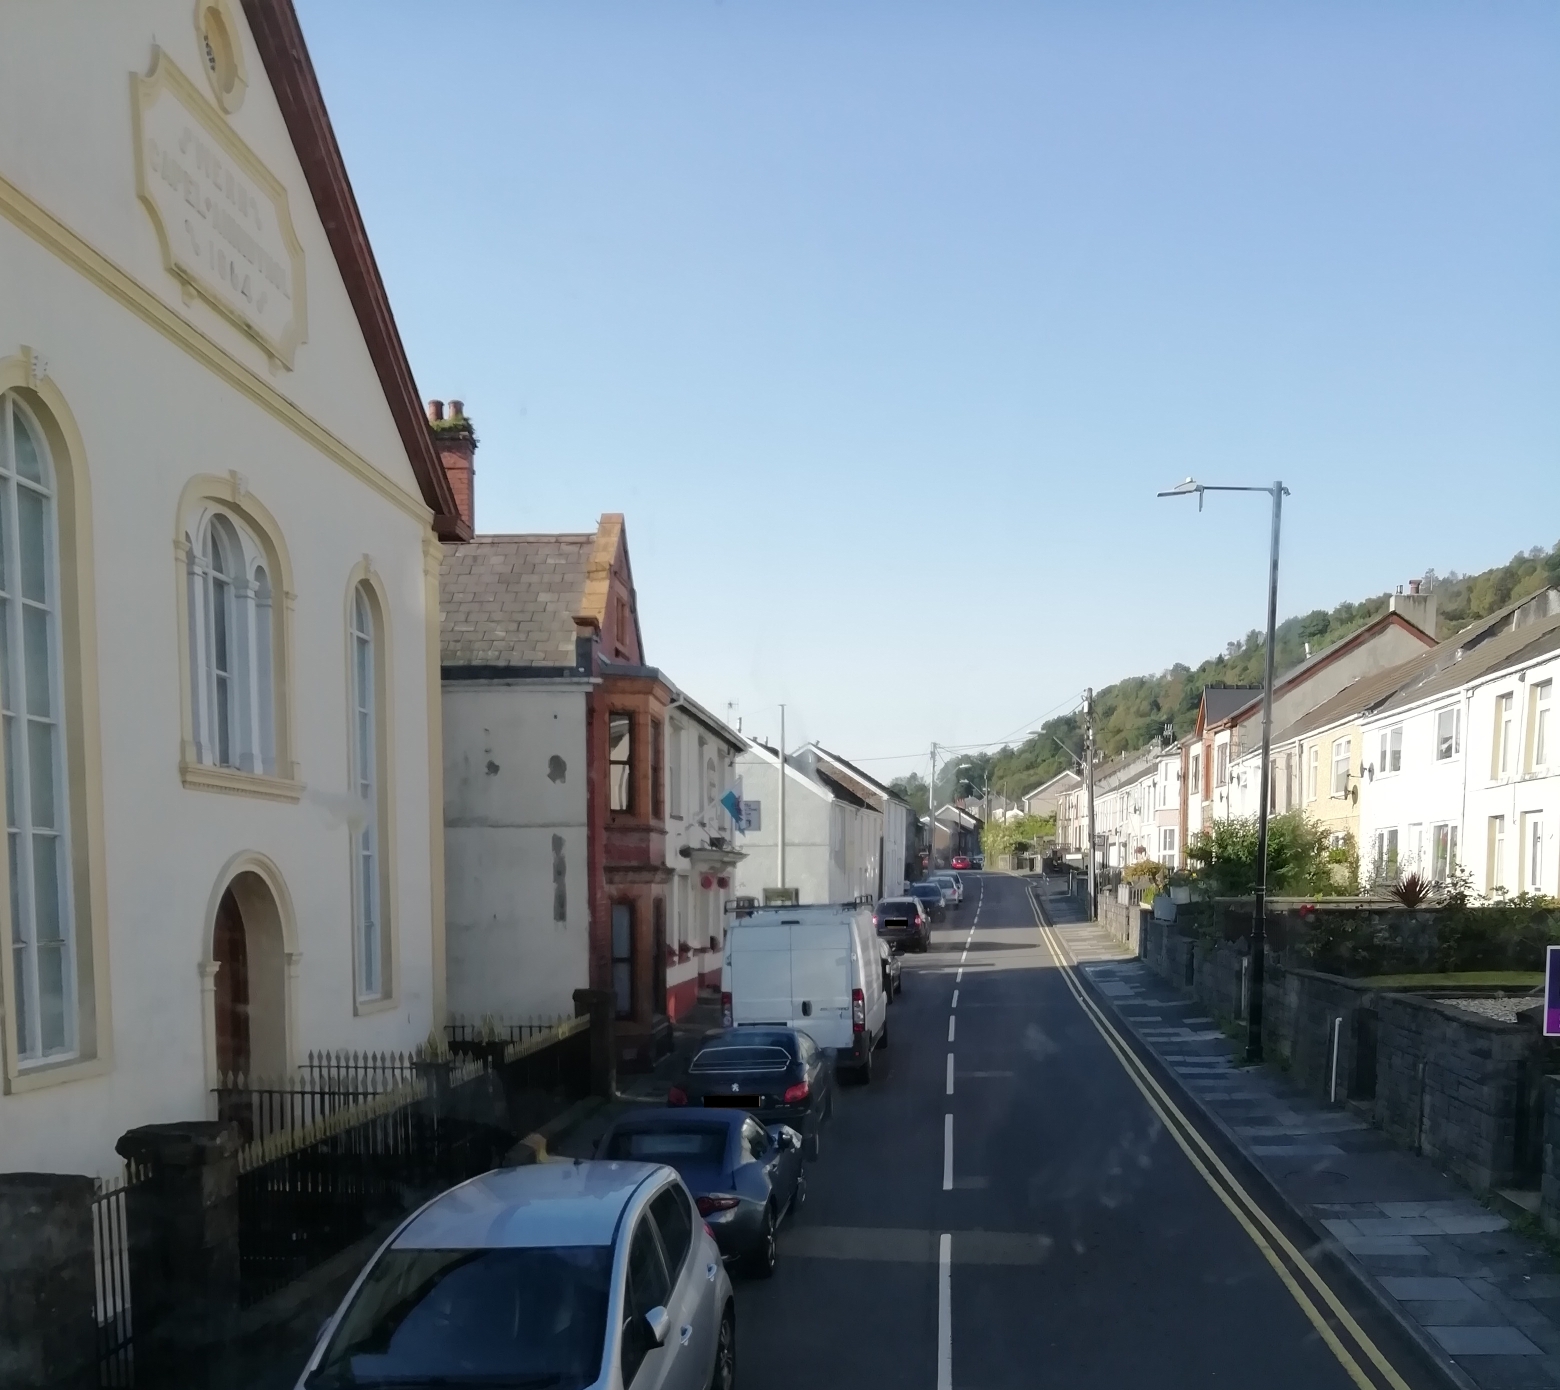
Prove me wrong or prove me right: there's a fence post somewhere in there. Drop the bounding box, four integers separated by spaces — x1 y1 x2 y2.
114 1121 241 1351
574 987 617 1099
0 1173 97 1387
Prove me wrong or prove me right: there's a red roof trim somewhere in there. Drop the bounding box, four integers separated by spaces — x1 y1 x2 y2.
239 0 470 541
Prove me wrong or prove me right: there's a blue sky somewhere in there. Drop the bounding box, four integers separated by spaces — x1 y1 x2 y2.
299 0 1560 785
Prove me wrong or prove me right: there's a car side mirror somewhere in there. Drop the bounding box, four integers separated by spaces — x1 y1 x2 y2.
645 1305 671 1347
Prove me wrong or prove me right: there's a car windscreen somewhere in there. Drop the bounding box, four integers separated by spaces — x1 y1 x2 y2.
690 1044 792 1073
603 1127 728 1164
308 1245 612 1389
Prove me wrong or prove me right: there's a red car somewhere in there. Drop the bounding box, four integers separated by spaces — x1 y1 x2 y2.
951 855 971 870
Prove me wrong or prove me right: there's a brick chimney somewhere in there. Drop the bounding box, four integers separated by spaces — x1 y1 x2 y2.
428 398 476 533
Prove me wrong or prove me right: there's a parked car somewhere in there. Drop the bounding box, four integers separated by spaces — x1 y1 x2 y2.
878 937 903 997
873 896 930 953
721 902 888 1085
596 1109 804 1277
295 1161 736 1390
971 853 985 868
951 854 972 870
667 1026 833 1157
906 880 947 924
930 872 963 906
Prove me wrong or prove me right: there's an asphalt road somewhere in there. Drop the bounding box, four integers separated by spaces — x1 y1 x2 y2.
732 871 1434 1390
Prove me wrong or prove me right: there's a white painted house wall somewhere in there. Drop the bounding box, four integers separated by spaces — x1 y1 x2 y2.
0 4 442 1176
1459 651 1560 898
1358 695 1470 885
442 682 592 1024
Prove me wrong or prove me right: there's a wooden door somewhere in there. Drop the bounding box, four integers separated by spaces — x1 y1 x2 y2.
213 888 251 1081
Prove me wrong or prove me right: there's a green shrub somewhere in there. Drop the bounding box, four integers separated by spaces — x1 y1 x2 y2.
1185 812 1342 897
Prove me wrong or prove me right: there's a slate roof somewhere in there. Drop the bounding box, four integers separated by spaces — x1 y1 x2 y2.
1200 685 1264 727
440 534 595 669
1373 614 1560 716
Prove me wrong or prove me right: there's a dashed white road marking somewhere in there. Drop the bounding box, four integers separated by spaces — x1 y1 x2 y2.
942 1114 954 1190
947 1015 956 1043
951 989 959 1008
937 1232 952 1390
946 1053 955 1094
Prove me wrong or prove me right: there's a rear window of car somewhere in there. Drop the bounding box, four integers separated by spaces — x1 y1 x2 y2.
910 884 939 896
877 900 916 915
310 1245 612 1390
604 1128 728 1164
690 1045 792 1073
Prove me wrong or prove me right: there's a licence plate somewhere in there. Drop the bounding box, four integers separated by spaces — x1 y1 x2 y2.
703 1095 760 1108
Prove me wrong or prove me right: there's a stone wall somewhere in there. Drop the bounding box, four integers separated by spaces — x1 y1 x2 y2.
1097 896 1146 954
1373 994 1539 1192
1266 967 1377 1104
1134 918 1553 1192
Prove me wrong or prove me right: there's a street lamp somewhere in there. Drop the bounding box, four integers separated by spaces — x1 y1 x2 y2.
1158 476 1290 1064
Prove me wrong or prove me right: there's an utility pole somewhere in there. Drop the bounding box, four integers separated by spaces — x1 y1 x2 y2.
778 704 787 894
1085 688 1097 920
929 741 938 873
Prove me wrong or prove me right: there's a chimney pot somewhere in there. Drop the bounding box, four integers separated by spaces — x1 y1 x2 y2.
1408 578 1421 595
1395 584 1403 596
427 399 444 422
449 399 465 419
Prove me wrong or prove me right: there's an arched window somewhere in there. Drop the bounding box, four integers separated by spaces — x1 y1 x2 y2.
184 506 275 774
2 393 75 1061
350 583 382 1000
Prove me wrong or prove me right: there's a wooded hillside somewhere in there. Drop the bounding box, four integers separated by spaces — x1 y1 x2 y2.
959 542 1560 807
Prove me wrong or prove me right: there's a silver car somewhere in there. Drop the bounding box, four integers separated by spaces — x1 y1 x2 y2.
295 1161 736 1390
931 872 963 906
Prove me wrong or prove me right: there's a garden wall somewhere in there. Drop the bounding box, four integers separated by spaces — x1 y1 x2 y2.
1133 921 1553 1194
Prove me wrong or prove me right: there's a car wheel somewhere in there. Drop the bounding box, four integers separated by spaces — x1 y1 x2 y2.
879 1017 890 1050
748 1205 777 1278
712 1303 736 1390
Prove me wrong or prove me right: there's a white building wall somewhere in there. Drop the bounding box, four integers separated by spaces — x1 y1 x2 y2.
442 683 591 1024
1463 654 1560 898
1358 696 1471 883
0 4 442 1176
732 752 834 905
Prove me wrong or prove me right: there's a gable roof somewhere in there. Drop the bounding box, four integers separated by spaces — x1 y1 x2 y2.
1022 770 1081 801
1371 612 1560 718
242 0 468 540
1269 589 1560 741
1197 685 1264 733
805 744 911 807
440 534 595 670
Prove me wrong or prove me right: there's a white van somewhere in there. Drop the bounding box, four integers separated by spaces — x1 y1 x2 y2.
721 902 889 1084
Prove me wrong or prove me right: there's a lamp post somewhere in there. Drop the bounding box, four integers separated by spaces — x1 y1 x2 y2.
1158 476 1289 1064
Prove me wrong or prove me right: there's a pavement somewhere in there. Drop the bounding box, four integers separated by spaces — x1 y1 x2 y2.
1037 876 1560 1390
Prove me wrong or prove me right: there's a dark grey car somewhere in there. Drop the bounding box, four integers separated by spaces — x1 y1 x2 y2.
597 1109 804 1277
667 1028 833 1159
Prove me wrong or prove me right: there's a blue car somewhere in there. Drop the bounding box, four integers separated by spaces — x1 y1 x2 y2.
597 1108 804 1278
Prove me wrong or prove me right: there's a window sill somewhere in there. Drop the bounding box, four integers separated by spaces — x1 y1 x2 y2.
180 761 305 803
5 1051 111 1095
353 993 399 1017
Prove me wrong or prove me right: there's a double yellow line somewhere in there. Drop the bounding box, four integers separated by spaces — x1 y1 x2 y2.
1026 890 1414 1390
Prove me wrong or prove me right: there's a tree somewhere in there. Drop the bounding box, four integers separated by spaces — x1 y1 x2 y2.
888 773 930 817
1184 812 1340 897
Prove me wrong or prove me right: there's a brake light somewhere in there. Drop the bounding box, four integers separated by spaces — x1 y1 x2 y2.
852 988 865 1033
782 1079 810 1104
704 1222 717 1240
668 1086 688 1106
872 914 879 926
721 992 733 1028
696 1195 741 1216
